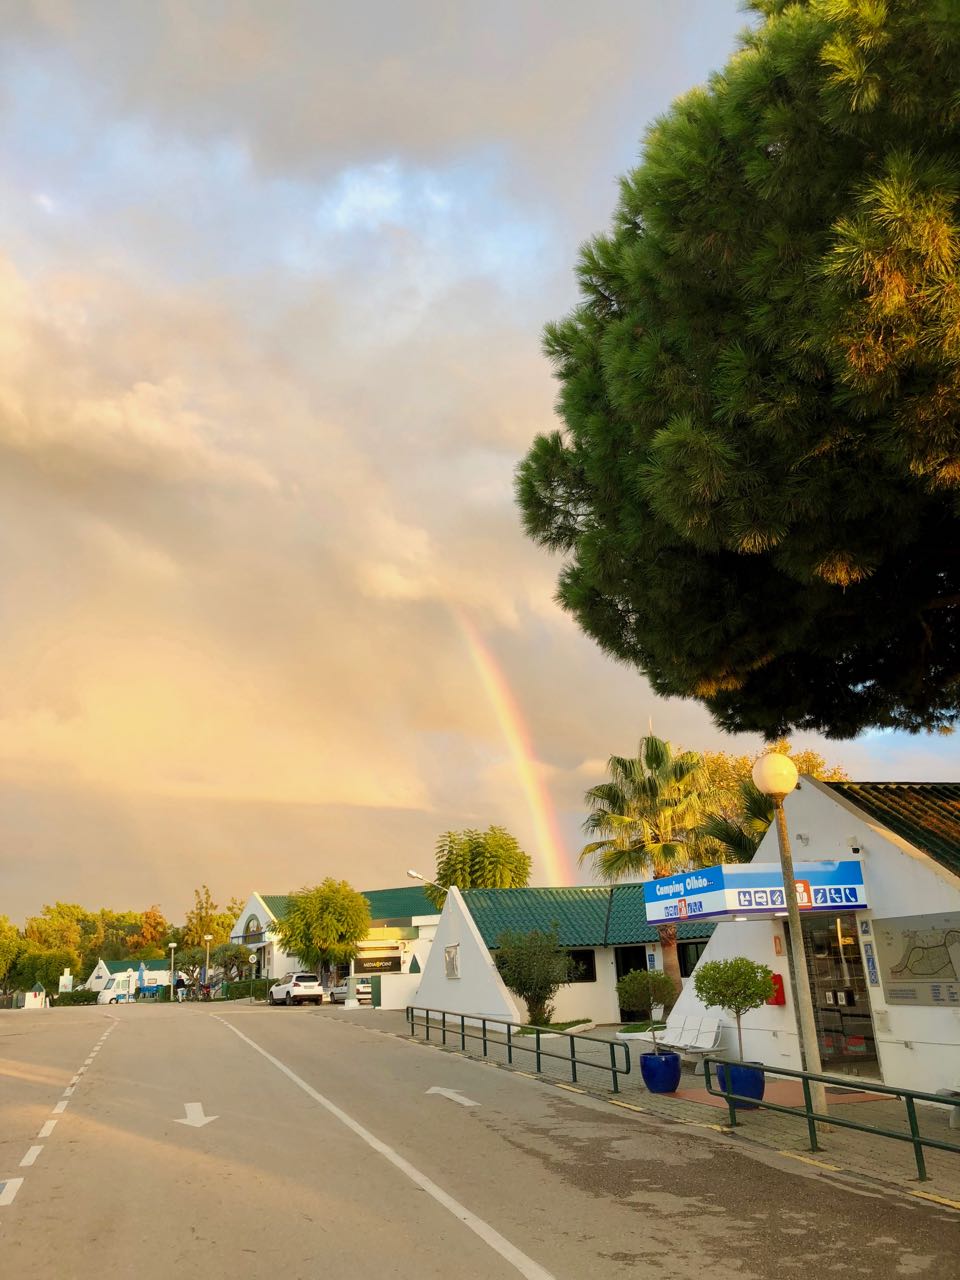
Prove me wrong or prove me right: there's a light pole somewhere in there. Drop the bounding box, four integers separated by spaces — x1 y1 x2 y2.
752 752 827 1114
168 941 177 1004
248 952 258 1004
203 934 213 989
406 868 448 897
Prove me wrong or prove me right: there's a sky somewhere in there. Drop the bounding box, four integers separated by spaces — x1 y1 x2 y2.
3 1 959 924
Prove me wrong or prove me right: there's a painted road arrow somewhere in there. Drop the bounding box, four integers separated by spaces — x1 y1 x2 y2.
174 1102 218 1128
426 1086 479 1108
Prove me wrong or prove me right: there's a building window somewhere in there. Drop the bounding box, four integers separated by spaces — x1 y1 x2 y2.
444 944 460 979
243 915 263 944
566 949 597 983
678 940 708 978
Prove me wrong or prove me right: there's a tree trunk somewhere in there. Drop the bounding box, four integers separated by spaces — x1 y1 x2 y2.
656 923 682 992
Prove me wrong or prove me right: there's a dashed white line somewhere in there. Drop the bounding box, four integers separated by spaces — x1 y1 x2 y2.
216 1017 557 1280
2 1023 115 1208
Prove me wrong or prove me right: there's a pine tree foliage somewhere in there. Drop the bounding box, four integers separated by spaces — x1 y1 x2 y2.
517 0 960 737
429 826 532 910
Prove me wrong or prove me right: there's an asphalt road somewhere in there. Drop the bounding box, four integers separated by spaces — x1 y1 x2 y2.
1 1004 956 1279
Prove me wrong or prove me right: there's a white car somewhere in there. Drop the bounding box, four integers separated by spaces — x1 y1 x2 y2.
267 973 324 1006
328 978 372 1004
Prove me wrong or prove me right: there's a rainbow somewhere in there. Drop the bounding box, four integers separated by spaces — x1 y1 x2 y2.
454 609 573 886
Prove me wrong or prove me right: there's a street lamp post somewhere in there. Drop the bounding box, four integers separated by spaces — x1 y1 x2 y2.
168 941 176 1004
248 952 258 1004
203 934 213 989
752 752 827 1114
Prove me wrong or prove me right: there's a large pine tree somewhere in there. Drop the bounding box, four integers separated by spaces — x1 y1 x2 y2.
517 0 960 738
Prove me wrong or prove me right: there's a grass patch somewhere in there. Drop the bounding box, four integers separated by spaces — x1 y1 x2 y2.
618 1021 655 1033
516 1019 590 1036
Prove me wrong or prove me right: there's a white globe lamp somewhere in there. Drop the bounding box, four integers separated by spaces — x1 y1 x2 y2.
752 752 799 799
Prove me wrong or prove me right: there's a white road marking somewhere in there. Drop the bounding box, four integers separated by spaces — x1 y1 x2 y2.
70 1073 81 1084
0 1178 23 1206
20 1146 43 1168
84 1057 94 1064
53 1101 68 1114
62 1086 74 1097
216 1018 557 1280
174 1102 218 1128
426 1086 480 1107
38 1120 57 1139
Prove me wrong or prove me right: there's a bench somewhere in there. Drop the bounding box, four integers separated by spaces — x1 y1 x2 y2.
640 1015 724 1073
936 1089 960 1130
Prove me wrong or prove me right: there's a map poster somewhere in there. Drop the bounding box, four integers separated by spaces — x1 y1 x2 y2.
871 912 960 1006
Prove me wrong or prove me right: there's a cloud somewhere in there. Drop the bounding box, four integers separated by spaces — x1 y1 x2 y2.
4 1 952 923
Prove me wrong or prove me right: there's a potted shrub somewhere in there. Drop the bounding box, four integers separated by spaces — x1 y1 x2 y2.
693 957 775 1109
616 968 681 1093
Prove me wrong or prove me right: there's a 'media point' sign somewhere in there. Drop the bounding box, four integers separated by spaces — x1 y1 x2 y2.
643 861 867 923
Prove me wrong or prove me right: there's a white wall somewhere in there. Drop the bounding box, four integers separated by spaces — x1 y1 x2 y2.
550 949 622 1025
670 779 960 1092
412 887 522 1022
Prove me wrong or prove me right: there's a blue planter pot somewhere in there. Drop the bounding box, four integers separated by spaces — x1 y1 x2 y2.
640 1051 681 1094
717 1061 765 1109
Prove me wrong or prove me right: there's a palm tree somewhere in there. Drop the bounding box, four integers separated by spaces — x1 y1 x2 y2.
580 735 715 988
699 780 774 862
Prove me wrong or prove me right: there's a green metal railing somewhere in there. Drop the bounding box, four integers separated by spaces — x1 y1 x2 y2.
406 1005 631 1093
703 1057 960 1182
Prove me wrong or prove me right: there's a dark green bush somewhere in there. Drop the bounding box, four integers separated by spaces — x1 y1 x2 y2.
53 989 99 1006
219 978 273 1001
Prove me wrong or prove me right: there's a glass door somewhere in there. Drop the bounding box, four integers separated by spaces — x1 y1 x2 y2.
800 912 880 1078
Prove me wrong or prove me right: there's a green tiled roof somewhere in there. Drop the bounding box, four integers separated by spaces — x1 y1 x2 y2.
461 885 714 948
362 886 435 920
827 782 960 879
259 885 436 925
102 958 169 973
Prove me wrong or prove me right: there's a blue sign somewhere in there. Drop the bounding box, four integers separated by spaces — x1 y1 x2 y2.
643 860 867 924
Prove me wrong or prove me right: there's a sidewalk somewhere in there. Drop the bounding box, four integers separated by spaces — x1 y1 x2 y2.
329 1007 960 1208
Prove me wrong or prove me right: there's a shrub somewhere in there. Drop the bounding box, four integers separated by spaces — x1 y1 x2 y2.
616 969 678 1022
219 978 273 1002
495 927 575 1027
693 957 774 1061
53 989 99 1006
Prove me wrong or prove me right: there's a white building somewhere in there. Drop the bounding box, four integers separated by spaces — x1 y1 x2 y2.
413 884 714 1025
230 886 441 1010
666 779 960 1095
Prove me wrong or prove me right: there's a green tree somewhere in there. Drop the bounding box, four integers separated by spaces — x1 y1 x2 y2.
274 880 371 978
517 0 960 740
428 827 532 911
495 927 575 1027
182 886 244 947
212 943 251 983
699 739 849 859
694 957 775 1061
0 916 21 992
581 736 715 987
615 968 679 1023
9 944 76 994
